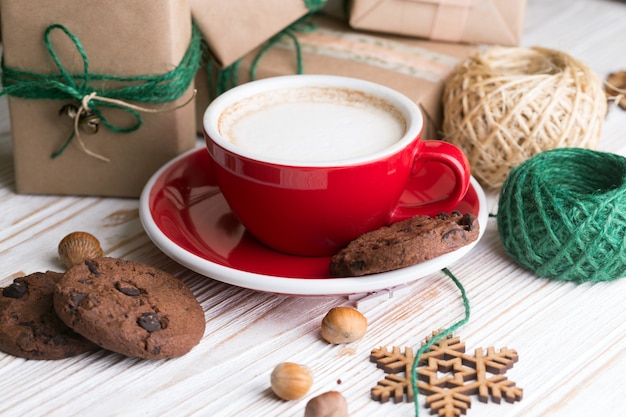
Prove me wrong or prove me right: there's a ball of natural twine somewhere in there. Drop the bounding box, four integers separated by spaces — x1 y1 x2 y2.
497 148 626 283
442 47 607 189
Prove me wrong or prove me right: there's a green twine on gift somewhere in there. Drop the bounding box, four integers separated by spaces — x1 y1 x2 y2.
204 52 241 99
241 0 324 83
249 16 318 81
207 14 320 99
204 0 328 94
410 267 471 417
0 23 202 160
497 147 626 283
303 0 327 10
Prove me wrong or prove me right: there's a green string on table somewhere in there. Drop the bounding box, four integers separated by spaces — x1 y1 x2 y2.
411 267 471 417
497 147 626 283
0 23 202 158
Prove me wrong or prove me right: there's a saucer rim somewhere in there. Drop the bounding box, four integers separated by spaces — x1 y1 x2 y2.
139 147 489 296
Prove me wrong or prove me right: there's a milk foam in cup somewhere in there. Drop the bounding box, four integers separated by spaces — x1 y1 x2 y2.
204 75 471 256
218 86 406 162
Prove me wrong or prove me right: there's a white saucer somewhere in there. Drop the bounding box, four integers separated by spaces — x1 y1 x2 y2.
139 147 488 296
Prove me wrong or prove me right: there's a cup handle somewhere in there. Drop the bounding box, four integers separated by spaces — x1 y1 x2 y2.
389 140 471 221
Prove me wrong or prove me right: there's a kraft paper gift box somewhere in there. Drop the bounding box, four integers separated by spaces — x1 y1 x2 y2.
349 0 527 46
190 0 327 68
197 16 478 141
1 0 198 197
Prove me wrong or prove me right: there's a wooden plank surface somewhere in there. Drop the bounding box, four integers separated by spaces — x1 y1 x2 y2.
1 0 626 416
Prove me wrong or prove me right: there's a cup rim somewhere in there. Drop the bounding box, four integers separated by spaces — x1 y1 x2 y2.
203 74 424 167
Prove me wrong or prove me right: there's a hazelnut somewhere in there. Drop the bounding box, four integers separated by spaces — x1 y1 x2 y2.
605 70 626 110
304 391 348 417
58 231 103 269
321 307 367 344
270 362 313 401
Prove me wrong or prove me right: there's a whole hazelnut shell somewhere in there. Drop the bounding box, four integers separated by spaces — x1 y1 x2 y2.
58 231 103 269
321 307 367 344
270 362 313 401
304 391 348 417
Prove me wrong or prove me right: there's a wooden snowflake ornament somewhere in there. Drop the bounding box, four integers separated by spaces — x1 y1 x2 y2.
370 346 417 403
370 333 523 416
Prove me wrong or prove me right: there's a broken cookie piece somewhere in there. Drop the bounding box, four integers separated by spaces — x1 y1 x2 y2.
329 211 480 277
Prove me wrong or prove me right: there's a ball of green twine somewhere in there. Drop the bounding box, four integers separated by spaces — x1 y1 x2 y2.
497 147 626 283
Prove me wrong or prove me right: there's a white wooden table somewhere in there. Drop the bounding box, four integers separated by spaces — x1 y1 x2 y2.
1 1 626 416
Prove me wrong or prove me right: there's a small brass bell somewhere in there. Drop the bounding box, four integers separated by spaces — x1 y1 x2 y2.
78 112 101 135
58 103 101 134
58 103 79 127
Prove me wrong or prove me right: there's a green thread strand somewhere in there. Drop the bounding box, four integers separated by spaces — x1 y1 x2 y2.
201 0 325 99
303 0 327 11
1 23 201 157
250 29 301 81
497 148 626 283
50 131 76 159
213 60 241 97
213 15 319 98
411 267 471 417
249 16 317 82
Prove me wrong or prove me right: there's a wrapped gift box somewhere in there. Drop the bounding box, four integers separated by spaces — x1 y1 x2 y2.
1 0 198 197
349 0 526 46
190 0 326 68
196 16 478 141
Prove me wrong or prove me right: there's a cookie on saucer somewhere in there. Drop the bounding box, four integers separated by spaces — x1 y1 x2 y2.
54 257 205 359
0 271 99 360
330 211 480 277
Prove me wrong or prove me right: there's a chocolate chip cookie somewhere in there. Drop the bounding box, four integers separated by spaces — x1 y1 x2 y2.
0 271 98 360
54 258 205 359
330 211 480 277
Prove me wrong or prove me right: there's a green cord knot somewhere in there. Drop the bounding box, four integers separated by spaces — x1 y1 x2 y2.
1 23 201 160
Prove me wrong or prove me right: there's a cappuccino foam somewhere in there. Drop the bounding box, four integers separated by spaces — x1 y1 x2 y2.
218 86 406 162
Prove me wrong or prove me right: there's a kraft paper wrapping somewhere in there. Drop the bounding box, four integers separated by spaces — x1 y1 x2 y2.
196 16 478 141
1 0 197 197
190 0 315 68
349 0 527 46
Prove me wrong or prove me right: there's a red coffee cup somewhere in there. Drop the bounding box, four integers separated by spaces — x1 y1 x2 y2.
203 75 470 257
